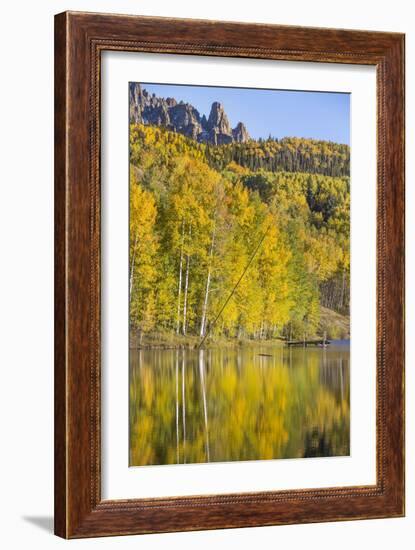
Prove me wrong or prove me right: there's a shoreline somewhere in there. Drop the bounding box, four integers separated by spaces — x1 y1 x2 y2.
129 334 350 351
129 333 288 351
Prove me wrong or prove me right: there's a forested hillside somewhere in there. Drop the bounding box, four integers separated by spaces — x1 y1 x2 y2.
206 137 349 177
129 83 349 177
129 124 350 346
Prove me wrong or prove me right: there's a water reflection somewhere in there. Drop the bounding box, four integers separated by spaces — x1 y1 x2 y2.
129 343 350 466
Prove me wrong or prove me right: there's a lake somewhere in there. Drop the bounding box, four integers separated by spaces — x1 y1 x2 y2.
129 342 350 466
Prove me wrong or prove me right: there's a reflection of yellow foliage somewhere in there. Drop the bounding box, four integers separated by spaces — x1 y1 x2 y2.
307 388 349 432
129 347 350 465
141 369 154 408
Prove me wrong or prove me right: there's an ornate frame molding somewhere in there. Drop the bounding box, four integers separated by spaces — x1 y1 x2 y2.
55 11 404 538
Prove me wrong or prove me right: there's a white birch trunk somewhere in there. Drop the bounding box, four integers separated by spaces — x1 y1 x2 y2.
129 229 139 301
176 220 185 334
200 225 216 338
182 226 191 336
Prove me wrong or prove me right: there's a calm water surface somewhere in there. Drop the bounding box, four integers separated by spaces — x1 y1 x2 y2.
129 343 350 466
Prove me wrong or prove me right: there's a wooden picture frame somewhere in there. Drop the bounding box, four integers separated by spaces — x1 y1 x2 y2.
54 11 405 538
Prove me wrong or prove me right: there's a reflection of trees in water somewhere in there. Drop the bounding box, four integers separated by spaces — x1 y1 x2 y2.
199 350 210 462
175 353 179 463
319 352 349 401
129 346 350 466
304 428 335 458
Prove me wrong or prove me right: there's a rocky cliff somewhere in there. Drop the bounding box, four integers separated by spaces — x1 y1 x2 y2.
129 83 250 145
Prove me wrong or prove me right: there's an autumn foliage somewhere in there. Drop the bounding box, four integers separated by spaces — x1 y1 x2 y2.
129 124 350 344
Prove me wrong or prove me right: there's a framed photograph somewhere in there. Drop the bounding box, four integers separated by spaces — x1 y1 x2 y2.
54 11 405 538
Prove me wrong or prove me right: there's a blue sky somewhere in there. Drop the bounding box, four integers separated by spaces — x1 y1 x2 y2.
141 83 350 145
